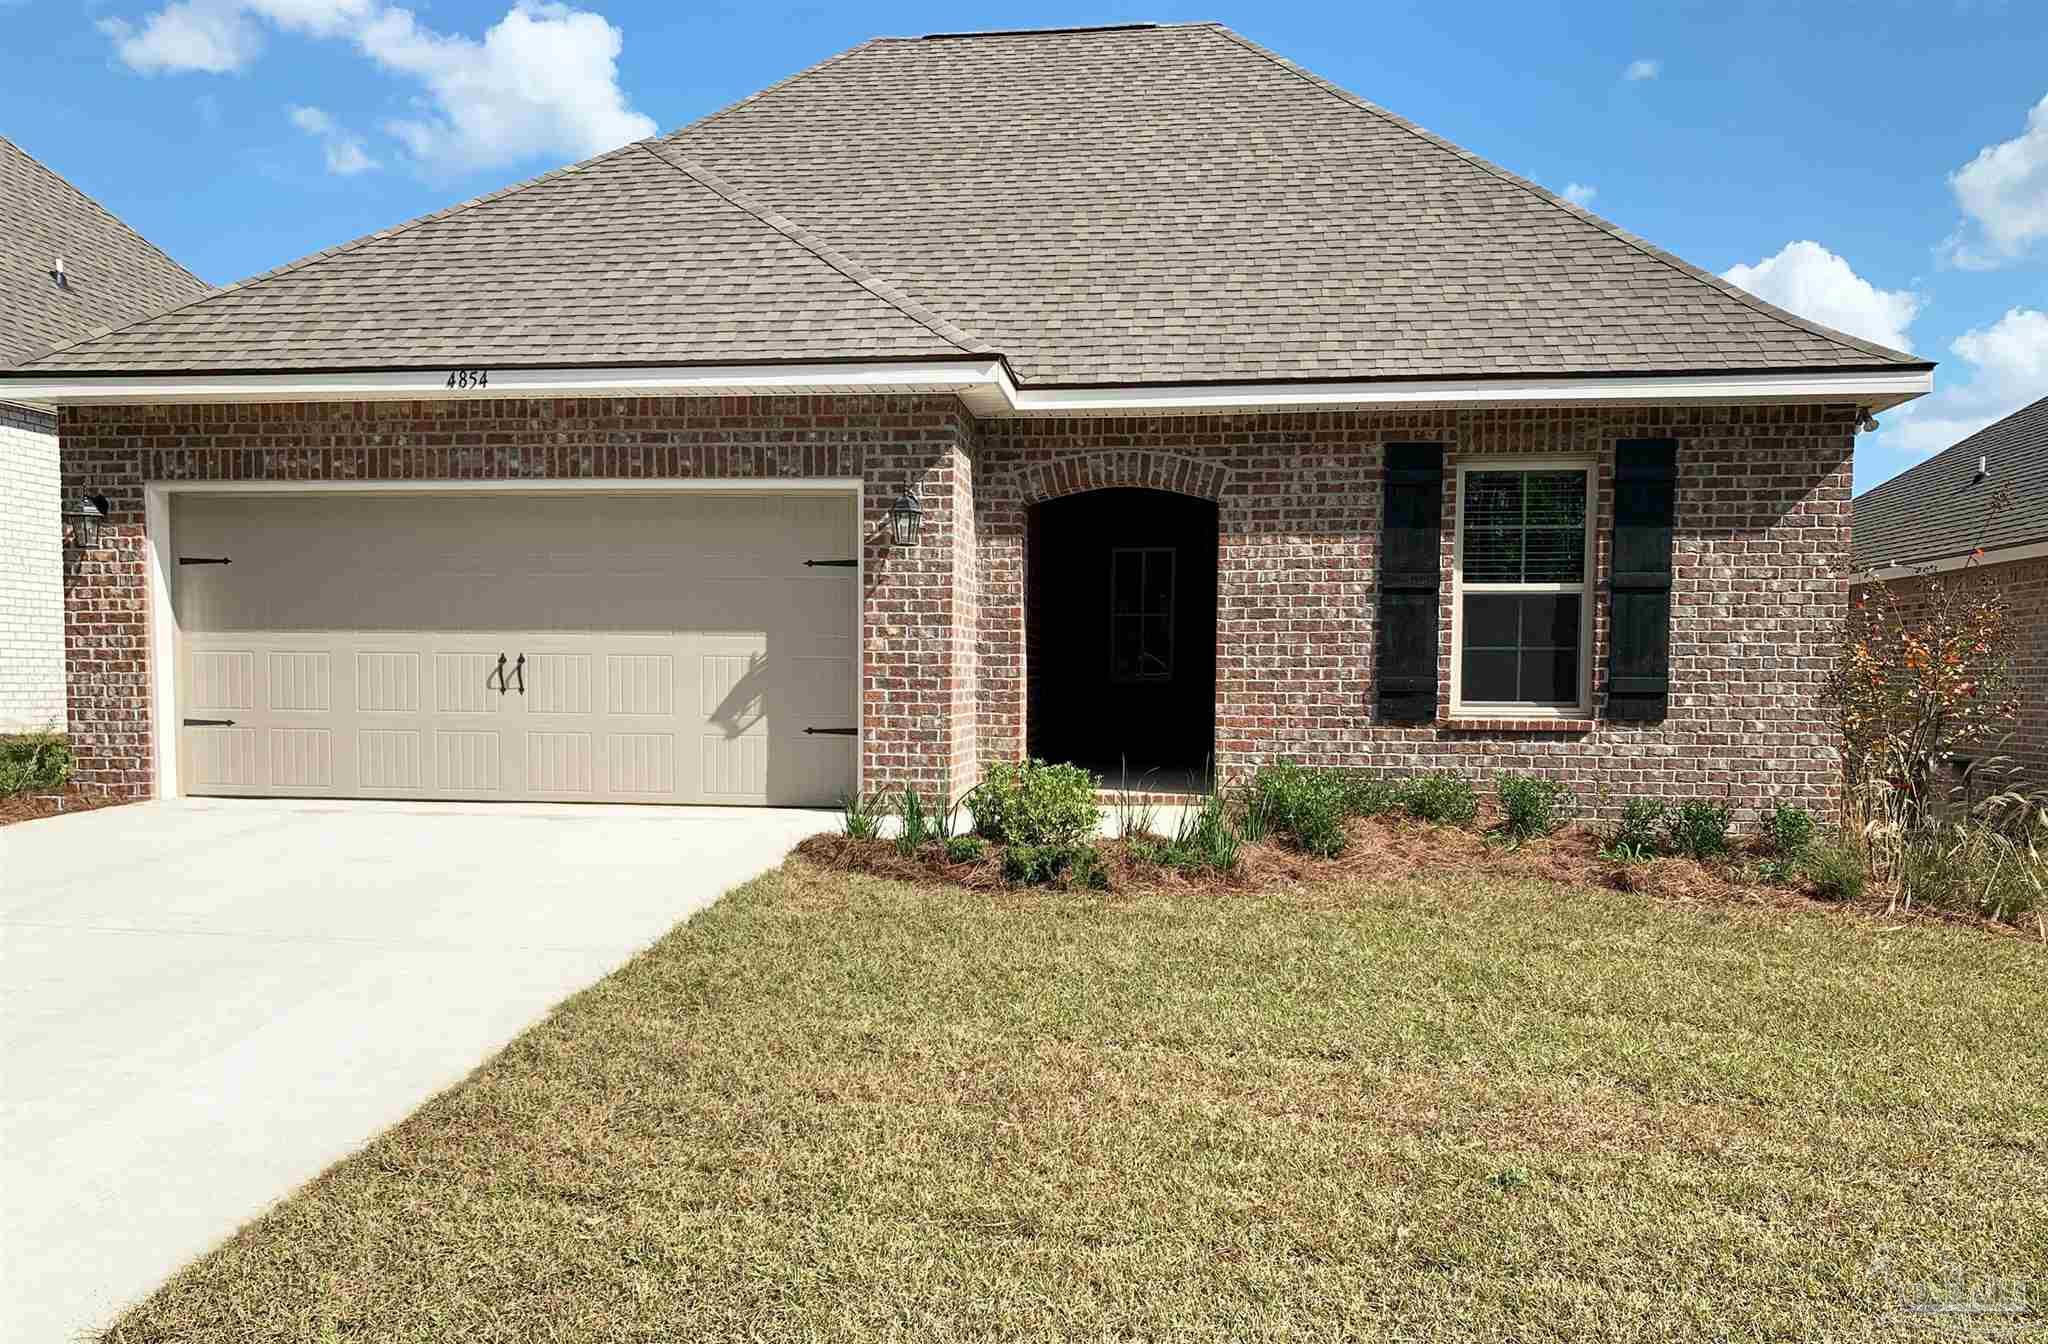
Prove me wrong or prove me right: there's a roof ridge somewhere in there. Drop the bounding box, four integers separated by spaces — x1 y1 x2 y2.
7 138 656 370
0 133 209 296
1200 25 1926 372
638 143 993 356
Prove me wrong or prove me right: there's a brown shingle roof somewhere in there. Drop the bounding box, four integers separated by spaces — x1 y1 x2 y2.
7 23 1925 383
1853 396 2048 570
1 134 208 367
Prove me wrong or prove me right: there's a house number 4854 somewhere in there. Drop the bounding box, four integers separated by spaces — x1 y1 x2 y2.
445 368 489 390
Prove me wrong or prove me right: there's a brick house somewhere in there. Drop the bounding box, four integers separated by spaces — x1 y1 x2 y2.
1 23 1932 816
0 135 207 734
1853 395 2048 787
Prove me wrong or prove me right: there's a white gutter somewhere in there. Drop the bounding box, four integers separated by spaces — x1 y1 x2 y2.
0 359 1931 417
1856 536 2048 583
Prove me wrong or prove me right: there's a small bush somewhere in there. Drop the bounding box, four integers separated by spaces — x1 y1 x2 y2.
1337 772 1405 818
1002 842 1106 889
943 835 987 864
973 760 1100 849
1665 800 1732 861
1603 799 1668 861
1494 773 1573 843
0 730 73 797
1402 772 1479 826
1241 762 1349 858
1799 839 1867 902
840 791 888 841
1765 804 1818 858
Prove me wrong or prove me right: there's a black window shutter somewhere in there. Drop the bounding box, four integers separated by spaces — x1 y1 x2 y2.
1606 439 1678 721
1376 443 1445 721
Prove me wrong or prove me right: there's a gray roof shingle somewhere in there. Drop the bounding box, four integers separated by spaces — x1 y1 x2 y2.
1853 396 2048 570
7 23 1926 383
1 134 208 367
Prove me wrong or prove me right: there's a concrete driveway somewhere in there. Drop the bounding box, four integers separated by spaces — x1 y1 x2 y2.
0 797 829 1344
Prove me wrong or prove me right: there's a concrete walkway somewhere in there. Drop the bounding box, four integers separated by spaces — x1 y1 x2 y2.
0 797 829 1344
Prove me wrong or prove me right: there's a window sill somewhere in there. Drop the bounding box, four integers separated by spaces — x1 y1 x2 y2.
1437 716 1596 734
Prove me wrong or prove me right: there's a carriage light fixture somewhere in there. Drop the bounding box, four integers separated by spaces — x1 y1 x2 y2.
888 491 924 547
63 493 109 551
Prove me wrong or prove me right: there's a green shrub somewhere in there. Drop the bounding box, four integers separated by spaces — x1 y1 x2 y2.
1666 800 1732 861
943 835 987 864
1765 803 1818 858
1799 839 1867 902
1602 799 1668 861
1002 842 1106 889
1240 762 1349 858
1494 773 1573 843
972 760 1100 849
1337 772 1405 818
840 790 888 841
1402 772 1479 826
0 730 73 797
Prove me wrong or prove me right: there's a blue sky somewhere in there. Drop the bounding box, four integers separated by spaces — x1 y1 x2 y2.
3 0 2044 491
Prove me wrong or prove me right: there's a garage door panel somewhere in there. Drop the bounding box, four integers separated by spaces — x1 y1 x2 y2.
175 492 857 806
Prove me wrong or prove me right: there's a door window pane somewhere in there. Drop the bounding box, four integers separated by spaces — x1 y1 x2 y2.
1111 548 1175 682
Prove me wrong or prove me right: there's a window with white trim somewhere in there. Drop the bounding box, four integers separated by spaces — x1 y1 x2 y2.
1452 462 1595 715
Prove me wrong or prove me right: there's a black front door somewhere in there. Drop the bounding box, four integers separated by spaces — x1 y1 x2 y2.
1027 489 1217 778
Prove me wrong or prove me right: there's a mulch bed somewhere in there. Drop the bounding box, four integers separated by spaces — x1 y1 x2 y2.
0 785 134 827
796 811 2044 945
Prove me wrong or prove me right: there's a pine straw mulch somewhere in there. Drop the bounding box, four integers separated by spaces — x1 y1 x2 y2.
795 811 2047 947
0 784 134 827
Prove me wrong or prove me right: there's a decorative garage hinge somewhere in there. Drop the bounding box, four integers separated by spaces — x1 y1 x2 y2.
182 718 236 727
802 727 857 736
802 558 856 568
177 556 232 566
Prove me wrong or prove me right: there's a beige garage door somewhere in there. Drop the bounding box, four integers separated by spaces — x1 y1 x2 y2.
172 492 859 806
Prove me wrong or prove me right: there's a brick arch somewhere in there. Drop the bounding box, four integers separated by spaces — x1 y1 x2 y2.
1012 451 1232 505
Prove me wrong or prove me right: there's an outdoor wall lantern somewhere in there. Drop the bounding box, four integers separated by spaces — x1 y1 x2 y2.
63 493 110 551
888 491 924 547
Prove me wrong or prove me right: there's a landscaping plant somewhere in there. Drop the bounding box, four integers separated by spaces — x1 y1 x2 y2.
839 791 888 841
1764 803 1817 858
0 730 73 797
972 759 1100 849
1494 773 1573 844
1401 772 1479 826
1600 798 1668 863
1239 762 1349 858
1665 800 1732 861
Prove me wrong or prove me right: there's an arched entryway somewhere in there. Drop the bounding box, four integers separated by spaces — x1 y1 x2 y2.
1026 487 1218 789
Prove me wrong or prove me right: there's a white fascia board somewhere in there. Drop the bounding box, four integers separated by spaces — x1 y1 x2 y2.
998 366 1933 416
0 360 1930 416
1856 536 2048 583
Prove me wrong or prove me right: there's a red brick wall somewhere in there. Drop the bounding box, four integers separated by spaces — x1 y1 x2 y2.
61 395 1858 818
977 404 1857 818
1851 553 2048 790
57 395 975 798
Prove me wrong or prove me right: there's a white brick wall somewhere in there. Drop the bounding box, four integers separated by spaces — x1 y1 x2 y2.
0 401 66 734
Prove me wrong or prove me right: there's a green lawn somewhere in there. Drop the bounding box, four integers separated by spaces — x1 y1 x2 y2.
110 865 2046 1342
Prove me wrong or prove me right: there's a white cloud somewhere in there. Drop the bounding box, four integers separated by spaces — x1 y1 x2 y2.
99 0 653 175
360 2 655 174
1878 308 2048 457
288 102 377 174
1623 58 1661 81
1562 182 1597 207
98 3 263 73
1722 240 1920 354
1939 92 2048 270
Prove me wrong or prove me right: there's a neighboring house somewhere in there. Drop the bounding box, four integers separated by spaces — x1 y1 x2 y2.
0 134 208 735
1853 395 2048 785
0 23 1932 815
